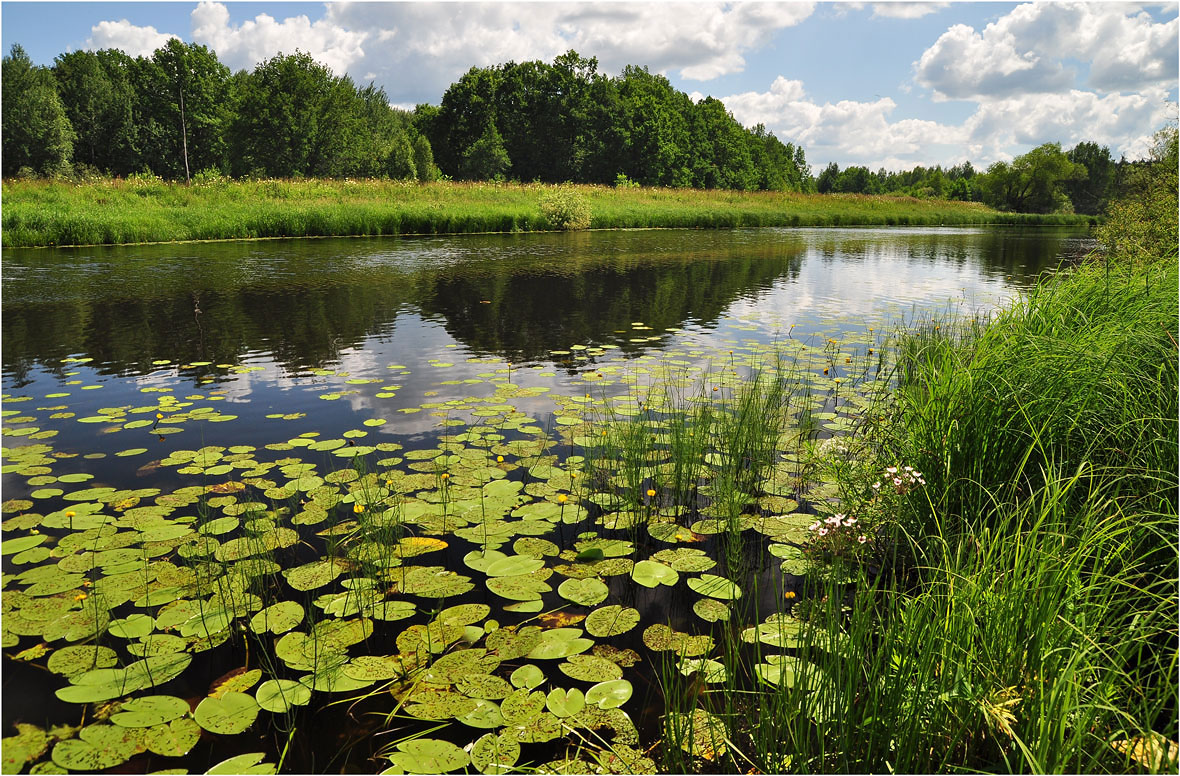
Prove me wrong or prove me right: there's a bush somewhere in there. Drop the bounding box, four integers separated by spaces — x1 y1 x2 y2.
538 186 592 230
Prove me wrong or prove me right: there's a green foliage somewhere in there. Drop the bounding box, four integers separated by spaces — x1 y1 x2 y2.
538 186 592 230
1064 140 1115 214
461 123 512 182
978 142 1086 213
2 44 74 176
1097 124 1178 265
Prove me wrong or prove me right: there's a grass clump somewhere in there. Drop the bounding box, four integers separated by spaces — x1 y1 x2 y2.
539 186 592 230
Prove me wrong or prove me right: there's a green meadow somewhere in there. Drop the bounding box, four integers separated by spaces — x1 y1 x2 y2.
1 177 1093 248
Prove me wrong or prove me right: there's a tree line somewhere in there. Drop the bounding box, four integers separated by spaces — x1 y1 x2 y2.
815 140 1132 215
0 40 1142 213
1 43 810 191
2 41 431 181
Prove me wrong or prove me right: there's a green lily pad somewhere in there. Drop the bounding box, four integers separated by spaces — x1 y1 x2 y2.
283 559 345 591
194 691 260 734
470 732 520 774
456 673 514 700
206 752 277 774
509 664 545 690
557 577 609 606
107 613 154 639
249 601 305 635
526 628 594 660
51 736 128 771
678 657 729 683
559 654 624 682
255 679 313 713
687 573 742 600
46 644 118 677
650 547 717 572
144 716 201 757
585 679 633 709
456 699 505 729
56 654 192 704
110 695 189 727
693 598 730 622
2 534 47 555
631 560 679 588
387 738 469 773
436 603 491 627
584 605 641 638
546 687 586 718
486 574 551 602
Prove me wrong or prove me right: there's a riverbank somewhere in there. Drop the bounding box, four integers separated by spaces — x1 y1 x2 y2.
1 177 1095 248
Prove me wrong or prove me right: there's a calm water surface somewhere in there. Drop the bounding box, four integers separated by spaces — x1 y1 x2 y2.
1 226 1092 773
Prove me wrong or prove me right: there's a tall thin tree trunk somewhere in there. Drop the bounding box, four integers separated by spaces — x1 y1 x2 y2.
179 83 190 184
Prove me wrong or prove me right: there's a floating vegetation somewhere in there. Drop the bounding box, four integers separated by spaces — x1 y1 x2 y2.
8 225 1157 775
0 310 892 773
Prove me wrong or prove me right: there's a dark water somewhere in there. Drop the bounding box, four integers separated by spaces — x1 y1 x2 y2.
0 226 1094 773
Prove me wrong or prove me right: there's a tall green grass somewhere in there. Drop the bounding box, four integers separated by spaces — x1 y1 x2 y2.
738 250 1178 773
1 177 1095 248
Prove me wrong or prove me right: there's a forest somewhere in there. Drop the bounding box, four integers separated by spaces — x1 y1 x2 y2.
2 41 1134 214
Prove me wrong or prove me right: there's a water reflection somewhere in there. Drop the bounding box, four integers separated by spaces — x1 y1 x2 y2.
2 226 1092 384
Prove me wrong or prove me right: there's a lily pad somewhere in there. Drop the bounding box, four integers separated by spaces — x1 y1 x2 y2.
206 752 277 774
559 654 624 683
110 695 189 727
470 731 520 774
144 717 201 757
584 605 641 638
194 691 260 734
387 738 469 773
255 679 313 713
509 664 545 690
631 560 679 588
585 679 633 709
546 687 586 718
687 573 742 600
526 628 595 660
557 577 609 606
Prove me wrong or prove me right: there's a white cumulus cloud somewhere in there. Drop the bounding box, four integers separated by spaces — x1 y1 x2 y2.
321 2 814 103
191 1 367 76
915 3 1178 100
871 3 949 20
86 19 179 58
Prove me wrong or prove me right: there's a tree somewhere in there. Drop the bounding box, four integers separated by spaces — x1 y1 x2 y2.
1063 141 1114 215
137 40 232 179
979 143 1085 213
615 66 692 186
2 44 74 176
816 162 840 193
461 122 511 181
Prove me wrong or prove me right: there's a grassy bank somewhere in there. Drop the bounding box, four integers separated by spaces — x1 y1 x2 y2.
1 177 1094 248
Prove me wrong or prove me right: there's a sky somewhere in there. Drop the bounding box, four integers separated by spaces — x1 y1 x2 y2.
2 1 1177 172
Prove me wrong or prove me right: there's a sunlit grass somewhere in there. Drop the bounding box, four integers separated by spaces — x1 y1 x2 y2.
1 177 1094 247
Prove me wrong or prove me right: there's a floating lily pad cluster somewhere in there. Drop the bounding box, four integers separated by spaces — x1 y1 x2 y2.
1 318 890 773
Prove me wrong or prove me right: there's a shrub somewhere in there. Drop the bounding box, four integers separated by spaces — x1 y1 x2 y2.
539 186 592 230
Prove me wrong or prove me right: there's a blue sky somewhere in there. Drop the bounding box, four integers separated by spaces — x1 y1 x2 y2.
3 2 1176 171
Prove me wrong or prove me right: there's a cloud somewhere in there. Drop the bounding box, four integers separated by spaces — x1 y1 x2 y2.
721 76 1172 170
86 19 179 58
914 3 1178 100
190 1 367 76
317 2 813 103
871 3 948 20
722 78 964 168
963 88 1175 161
